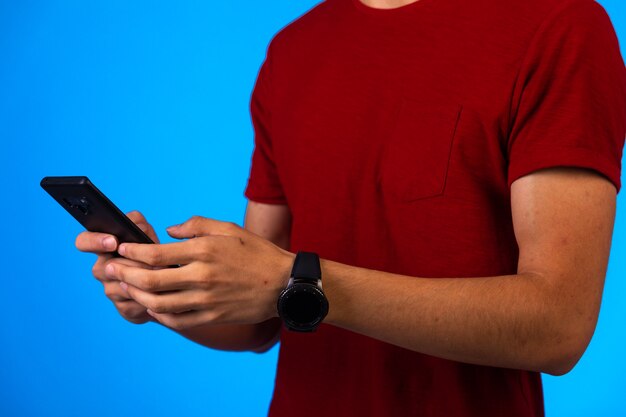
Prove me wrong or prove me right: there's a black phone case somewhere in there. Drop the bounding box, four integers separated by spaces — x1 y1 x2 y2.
40 176 154 245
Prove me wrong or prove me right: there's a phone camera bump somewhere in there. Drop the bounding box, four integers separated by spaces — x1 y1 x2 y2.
62 196 90 215
78 197 90 214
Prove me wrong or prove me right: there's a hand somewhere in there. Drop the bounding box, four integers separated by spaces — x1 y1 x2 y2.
75 211 159 324
104 216 295 330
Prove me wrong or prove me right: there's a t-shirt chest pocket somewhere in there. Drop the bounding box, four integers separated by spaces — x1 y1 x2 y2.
380 96 462 202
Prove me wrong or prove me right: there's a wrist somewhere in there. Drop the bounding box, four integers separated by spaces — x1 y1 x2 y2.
319 259 352 327
270 250 296 317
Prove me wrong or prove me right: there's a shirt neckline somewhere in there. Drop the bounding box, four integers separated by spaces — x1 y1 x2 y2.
350 0 432 16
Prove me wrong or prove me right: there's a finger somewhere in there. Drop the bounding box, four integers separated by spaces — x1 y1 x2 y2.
126 210 147 224
94 243 174 284
106 257 160 271
126 211 160 243
105 262 198 292
96 256 150 284
97 256 161 284
104 257 165 289
147 308 219 331
122 284 209 314
115 300 152 323
76 232 118 253
136 222 160 243
92 254 114 281
118 239 210 267
104 281 133 302
166 216 241 239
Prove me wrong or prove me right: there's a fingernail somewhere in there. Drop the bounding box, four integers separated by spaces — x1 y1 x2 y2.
105 263 115 277
146 309 155 316
119 282 128 293
103 236 116 251
167 224 180 230
118 244 126 256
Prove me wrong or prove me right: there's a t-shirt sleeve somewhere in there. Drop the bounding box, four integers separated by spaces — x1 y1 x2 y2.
507 0 626 192
244 41 288 205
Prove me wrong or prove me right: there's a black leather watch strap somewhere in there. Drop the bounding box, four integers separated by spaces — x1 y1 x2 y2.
290 251 321 280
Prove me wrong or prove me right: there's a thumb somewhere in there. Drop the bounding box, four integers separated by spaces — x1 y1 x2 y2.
166 216 239 239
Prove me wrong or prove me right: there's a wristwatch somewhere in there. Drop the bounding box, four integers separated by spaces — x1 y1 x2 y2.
277 251 329 332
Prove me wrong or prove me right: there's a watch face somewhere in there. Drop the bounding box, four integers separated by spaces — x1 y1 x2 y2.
278 283 329 331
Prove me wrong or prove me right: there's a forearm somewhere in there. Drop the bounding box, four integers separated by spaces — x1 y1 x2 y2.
322 260 591 375
171 318 281 353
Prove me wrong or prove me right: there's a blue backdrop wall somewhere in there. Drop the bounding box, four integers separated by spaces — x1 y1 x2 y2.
1 1 624 416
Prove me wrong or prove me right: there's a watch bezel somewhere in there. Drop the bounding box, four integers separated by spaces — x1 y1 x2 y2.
277 280 329 332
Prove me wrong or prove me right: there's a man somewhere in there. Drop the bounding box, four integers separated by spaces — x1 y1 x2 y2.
76 0 626 415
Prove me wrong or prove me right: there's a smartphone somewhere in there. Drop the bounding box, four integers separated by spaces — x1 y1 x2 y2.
41 176 154 245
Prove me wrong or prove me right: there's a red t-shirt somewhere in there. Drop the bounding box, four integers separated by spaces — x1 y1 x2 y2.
245 0 626 416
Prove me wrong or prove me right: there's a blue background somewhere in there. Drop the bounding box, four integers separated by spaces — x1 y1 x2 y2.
1 1 624 416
